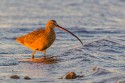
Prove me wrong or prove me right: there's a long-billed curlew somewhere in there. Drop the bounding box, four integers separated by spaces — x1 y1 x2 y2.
16 20 83 58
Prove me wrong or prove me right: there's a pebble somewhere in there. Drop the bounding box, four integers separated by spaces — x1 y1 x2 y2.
65 72 77 79
10 75 20 79
24 76 31 80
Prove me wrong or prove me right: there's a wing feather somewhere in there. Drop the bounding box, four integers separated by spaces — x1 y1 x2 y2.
16 29 45 45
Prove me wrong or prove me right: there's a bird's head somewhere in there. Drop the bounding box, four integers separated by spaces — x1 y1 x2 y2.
46 20 58 28
46 20 83 46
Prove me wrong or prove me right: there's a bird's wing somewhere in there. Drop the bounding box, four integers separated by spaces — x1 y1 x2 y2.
16 29 45 45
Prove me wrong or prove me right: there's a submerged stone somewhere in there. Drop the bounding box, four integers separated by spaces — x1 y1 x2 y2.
10 75 20 79
24 76 31 80
65 72 77 79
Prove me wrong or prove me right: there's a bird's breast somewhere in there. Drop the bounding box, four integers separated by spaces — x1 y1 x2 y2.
25 29 56 51
46 30 56 46
37 30 56 51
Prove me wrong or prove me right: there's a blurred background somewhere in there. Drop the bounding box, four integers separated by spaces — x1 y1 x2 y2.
0 0 125 83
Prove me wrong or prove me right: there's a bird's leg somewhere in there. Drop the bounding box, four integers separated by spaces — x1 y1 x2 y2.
32 50 36 58
43 50 46 58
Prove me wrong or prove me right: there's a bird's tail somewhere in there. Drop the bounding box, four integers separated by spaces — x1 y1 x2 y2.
16 37 25 45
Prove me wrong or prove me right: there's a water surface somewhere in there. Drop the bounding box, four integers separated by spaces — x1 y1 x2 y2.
0 0 125 83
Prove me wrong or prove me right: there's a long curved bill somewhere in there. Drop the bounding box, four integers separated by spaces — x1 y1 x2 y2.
55 24 83 46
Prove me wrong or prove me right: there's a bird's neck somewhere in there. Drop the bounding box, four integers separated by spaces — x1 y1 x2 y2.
45 26 55 33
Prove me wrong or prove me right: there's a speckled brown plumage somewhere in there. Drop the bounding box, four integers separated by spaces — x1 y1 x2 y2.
16 20 83 58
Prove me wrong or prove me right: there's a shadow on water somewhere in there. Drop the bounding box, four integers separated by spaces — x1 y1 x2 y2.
18 56 58 64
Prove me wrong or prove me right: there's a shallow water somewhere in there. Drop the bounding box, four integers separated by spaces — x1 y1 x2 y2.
0 0 125 83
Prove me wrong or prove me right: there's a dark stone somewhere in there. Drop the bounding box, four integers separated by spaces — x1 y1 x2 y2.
10 75 20 79
65 72 77 79
24 76 31 80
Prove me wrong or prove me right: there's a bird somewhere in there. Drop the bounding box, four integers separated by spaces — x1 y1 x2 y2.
16 20 83 58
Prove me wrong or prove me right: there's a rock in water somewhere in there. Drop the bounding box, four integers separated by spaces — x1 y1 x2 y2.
65 72 77 79
10 75 20 79
24 76 31 80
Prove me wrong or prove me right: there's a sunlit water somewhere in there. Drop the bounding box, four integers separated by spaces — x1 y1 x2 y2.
0 0 125 83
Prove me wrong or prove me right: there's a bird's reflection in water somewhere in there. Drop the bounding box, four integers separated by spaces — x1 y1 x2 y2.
19 56 58 64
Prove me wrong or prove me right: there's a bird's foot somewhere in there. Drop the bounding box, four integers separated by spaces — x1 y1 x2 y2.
43 56 46 59
32 56 34 59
